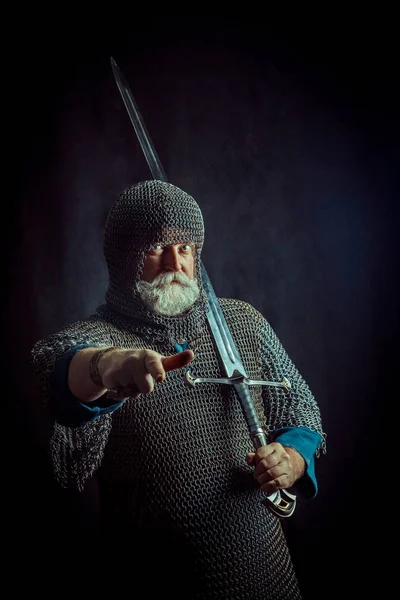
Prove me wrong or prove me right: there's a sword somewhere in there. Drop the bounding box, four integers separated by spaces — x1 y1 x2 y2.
110 56 296 518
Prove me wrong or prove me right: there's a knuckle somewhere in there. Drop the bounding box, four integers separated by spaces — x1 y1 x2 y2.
142 374 155 393
144 352 161 368
270 441 282 452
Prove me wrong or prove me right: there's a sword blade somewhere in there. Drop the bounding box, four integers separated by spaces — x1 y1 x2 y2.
111 57 167 181
200 263 248 378
111 57 244 380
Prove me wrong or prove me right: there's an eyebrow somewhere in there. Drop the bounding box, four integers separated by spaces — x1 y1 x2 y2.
147 243 194 248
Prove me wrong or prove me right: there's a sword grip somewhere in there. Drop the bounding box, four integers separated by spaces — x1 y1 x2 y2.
233 381 297 518
233 381 266 445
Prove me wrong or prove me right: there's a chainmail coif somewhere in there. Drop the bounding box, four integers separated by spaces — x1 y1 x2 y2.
31 180 326 599
103 179 208 346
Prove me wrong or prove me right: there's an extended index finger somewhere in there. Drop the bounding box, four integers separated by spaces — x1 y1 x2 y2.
162 349 194 375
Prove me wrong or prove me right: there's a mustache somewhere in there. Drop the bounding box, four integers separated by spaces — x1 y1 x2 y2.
150 271 194 288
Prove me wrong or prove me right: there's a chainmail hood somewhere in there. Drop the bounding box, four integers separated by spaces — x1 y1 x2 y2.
101 180 208 345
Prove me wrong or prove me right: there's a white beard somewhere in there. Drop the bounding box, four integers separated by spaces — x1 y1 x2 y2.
136 271 200 316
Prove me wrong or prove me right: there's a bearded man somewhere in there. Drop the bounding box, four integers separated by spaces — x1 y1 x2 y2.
31 180 326 599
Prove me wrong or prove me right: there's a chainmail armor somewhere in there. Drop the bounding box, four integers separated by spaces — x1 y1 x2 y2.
31 180 326 599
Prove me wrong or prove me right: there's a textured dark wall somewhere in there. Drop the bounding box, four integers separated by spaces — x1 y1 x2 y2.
5 16 397 598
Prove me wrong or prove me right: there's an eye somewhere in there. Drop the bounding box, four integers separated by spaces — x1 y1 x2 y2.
180 244 192 253
145 243 163 255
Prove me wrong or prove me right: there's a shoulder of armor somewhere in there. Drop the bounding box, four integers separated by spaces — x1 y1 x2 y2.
217 297 267 330
31 313 117 355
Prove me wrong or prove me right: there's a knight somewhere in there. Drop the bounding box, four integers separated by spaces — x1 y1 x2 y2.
31 179 326 599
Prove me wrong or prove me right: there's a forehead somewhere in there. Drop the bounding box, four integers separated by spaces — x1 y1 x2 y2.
146 225 194 245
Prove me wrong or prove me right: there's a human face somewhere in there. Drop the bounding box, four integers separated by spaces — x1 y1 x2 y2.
141 243 195 282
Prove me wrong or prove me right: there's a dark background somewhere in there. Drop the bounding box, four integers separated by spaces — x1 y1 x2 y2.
4 14 397 597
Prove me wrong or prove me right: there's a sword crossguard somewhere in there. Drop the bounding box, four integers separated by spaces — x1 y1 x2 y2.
184 370 291 392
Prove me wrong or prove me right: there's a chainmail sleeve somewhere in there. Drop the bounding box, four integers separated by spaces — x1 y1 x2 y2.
31 318 115 491
258 313 327 456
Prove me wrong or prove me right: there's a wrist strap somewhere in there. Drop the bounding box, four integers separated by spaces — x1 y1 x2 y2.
89 347 117 387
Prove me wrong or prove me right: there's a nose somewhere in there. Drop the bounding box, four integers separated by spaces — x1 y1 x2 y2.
163 246 182 272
